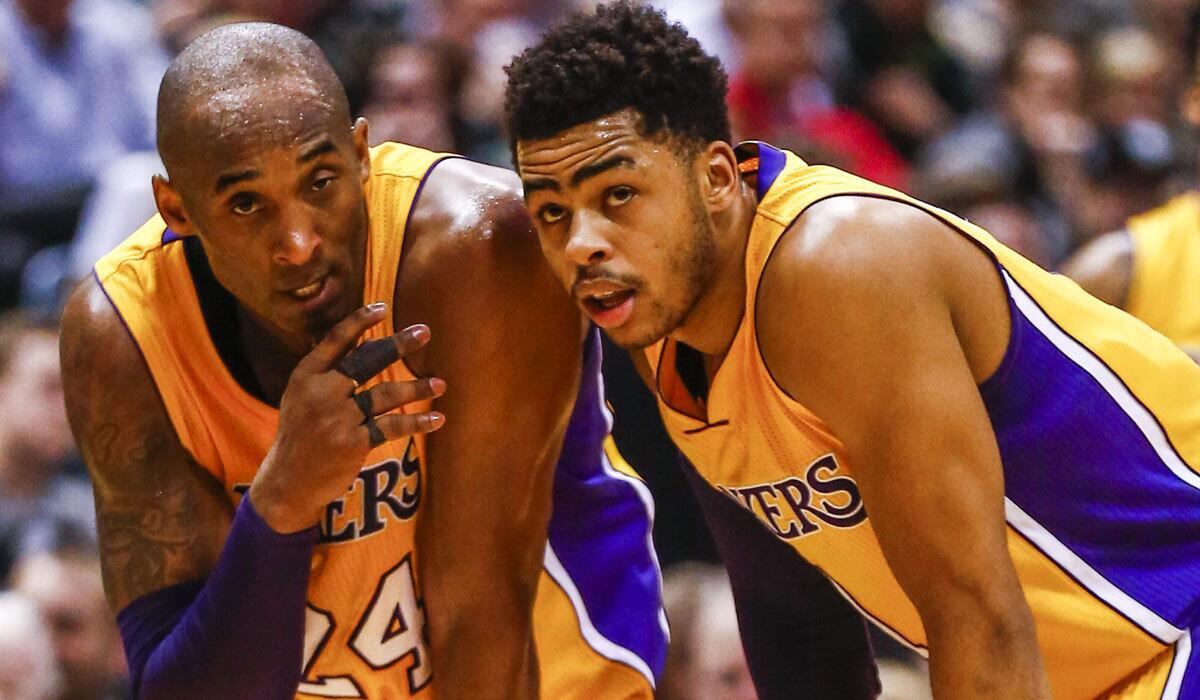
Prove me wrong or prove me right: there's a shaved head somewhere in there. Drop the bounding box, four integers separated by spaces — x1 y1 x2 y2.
148 21 374 353
156 22 353 181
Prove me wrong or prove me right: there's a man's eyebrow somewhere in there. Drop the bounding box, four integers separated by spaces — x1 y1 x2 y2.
521 177 561 195
570 155 635 187
519 154 637 196
298 137 336 163
215 169 261 194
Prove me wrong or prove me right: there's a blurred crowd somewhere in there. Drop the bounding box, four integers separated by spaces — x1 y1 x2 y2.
1 0 1198 697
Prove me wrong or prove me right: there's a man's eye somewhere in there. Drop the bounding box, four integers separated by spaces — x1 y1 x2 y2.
313 176 336 191
231 197 260 215
606 186 634 207
540 205 567 224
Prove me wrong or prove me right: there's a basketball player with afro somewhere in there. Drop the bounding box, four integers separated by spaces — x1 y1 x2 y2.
505 3 1200 698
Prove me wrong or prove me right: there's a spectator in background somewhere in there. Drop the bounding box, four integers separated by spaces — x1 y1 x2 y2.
919 32 1092 264
658 563 756 700
1060 13 1200 364
207 0 407 110
362 39 465 153
0 313 91 580
10 521 128 700
837 0 976 157
723 0 909 189
1092 26 1175 131
0 0 167 308
0 592 62 700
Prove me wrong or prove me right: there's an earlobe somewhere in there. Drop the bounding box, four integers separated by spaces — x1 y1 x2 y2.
151 175 191 235
702 142 740 212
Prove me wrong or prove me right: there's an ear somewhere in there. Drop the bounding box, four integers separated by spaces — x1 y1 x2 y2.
352 117 372 182
697 141 741 215
151 174 194 236
1182 85 1200 127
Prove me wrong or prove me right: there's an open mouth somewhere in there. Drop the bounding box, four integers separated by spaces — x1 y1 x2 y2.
579 288 636 328
282 273 337 310
583 288 635 313
289 277 326 300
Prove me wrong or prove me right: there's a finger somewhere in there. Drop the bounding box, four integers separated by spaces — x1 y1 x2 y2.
336 325 431 386
366 419 387 449
368 411 446 444
358 377 445 418
302 302 389 372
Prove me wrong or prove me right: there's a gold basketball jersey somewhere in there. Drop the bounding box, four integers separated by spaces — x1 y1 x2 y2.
1126 193 1200 348
646 143 1200 699
96 143 664 698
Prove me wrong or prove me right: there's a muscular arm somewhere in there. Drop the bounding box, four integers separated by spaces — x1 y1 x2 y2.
756 198 1050 699
400 161 584 697
62 277 317 699
60 275 231 615
1058 229 1133 308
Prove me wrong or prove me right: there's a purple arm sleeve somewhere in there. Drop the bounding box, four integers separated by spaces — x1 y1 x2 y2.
116 496 317 700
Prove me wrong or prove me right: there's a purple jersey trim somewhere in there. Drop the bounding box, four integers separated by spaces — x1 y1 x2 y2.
544 328 668 683
981 277 1200 632
755 142 787 199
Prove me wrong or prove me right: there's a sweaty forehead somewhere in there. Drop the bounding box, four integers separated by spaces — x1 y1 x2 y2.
189 77 340 154
516 110 670 176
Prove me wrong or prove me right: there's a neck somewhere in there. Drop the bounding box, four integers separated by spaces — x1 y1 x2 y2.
669 181 759 356
236 305 310 404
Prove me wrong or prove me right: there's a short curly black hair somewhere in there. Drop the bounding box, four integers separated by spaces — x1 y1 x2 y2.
503 1 730 160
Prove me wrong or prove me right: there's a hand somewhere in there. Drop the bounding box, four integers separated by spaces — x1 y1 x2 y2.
248 302 446 533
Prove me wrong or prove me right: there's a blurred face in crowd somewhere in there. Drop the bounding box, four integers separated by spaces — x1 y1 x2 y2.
1094 29 1170 126
13 553 124 700
659 566 756 700
0 329 72 467
688 600 756 699
13 0 73 40
868 0 930 29
727 0 825 88
363 44 455 152
0 593 61 700
1008 34 1083 116
517 110 722 350
153 79 373 353
221 0 331 29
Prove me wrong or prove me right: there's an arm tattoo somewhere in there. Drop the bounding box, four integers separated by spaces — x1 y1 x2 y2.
61 278 231 613
85 418 227 612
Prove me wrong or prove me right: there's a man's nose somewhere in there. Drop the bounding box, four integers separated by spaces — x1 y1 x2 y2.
273 209 320 266
564 210 613 267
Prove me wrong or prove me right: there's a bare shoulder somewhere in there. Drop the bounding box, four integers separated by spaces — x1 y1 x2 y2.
397 158 581 374
1058 229 1133 308
756 195 1007 389
61 276 231 612
756 196 951 314
405 158 542 270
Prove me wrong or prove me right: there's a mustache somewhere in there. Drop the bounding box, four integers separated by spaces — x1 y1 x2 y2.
570 267 643 296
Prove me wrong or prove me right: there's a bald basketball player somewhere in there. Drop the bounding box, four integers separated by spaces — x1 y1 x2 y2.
59 23 664 699
505 3 1200 699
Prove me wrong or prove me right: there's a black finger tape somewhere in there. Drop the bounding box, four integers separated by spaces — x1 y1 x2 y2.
337 337 402 385
366 419 386 448
353 391 374 421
